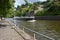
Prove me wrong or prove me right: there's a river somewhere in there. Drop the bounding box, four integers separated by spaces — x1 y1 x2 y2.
14 20 60 40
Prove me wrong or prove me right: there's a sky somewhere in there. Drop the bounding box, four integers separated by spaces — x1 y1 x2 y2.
14 0 47 7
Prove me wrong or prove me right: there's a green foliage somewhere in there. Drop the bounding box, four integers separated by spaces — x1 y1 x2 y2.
16 10 25 16
16 4 34 16
35 10 46 16
16 1 42 16
35 0 60 16
0 0 14 17
6 9 14 18
16 0 60 16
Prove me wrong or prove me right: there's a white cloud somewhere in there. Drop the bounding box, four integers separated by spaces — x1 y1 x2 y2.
14 0 25 7
14 0 47 7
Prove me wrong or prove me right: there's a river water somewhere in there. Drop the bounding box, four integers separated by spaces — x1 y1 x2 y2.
15 20 60 40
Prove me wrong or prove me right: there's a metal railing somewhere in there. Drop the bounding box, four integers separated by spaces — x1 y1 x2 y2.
20 26 55 40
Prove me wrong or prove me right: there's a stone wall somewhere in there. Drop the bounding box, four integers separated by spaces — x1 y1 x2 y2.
35 16 60 20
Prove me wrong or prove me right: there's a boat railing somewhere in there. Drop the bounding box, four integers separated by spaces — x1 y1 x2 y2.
14 16 35 18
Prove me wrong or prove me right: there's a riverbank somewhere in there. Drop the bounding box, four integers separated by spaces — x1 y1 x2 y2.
35 16 60 20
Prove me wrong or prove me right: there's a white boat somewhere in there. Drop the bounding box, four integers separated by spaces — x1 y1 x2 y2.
14 16 35 21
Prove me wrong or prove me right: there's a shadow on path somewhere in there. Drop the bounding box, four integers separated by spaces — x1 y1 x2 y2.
0 21 7 28
0 24 7 28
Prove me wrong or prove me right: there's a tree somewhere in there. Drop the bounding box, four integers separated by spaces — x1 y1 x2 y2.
15 1 42 16
24 0 29 7
38 0 60 16
0 0 14 18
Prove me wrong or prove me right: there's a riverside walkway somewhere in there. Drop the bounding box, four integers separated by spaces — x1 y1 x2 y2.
0 19 54 40
0 20 24 40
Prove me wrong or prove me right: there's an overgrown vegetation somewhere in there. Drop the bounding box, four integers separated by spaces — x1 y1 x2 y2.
15 0 60 16
0 0 60 18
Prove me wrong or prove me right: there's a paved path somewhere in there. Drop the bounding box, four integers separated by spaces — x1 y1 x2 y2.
0 21 24 40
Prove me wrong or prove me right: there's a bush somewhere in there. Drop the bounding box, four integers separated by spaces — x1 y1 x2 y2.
35 10 46 16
